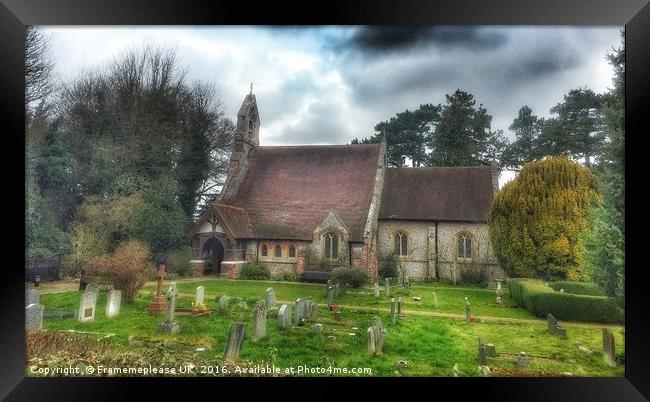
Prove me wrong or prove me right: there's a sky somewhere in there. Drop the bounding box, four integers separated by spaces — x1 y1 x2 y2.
42 26 623 186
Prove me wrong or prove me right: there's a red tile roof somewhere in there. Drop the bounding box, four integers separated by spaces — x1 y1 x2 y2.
379 166 494 222
223 144 381 241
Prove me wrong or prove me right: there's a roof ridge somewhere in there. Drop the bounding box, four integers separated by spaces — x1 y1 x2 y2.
387 165 491 170
257 143 380 149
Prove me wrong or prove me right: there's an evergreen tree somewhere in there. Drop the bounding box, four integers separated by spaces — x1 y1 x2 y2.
502 105 542 170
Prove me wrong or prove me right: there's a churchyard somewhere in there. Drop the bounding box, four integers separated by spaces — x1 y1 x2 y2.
25 277 624 377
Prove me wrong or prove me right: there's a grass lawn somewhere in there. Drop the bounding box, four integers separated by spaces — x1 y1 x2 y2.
33 280 625 377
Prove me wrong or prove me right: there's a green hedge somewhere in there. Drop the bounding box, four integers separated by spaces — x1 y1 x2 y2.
509 279 623 324
238 262 271 280
548 281 605 296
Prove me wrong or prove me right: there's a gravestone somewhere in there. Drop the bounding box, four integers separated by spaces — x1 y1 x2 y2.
25 303 44 330
106 289 122 318
309 300 318 317
278 304 291 329
312 323 323 334
265 287 275 308
195 286 205 306
432 291 438 309
148 263 168 314
516 352 530 370
602 328 616 367
495 279 504 304
325 280 332 296
158 289 180 334
404 275 411 288
367 316 386 356
452 363 460 377
478 366 491 377
86 283 100 298
384 278 390 296
334 310 342 322
390 298 397 323
294 298 306 325
26 288 40 306
334 283 341 297
486 343 496 357
218 296 230 314
223 322 246 361
478 336 487 365
327 286 335 306
78 291 98 323
252 300 267 341
464 297 472 323
397 297 402 315
237 299 249 310
374 282 380 298
547 313 567 338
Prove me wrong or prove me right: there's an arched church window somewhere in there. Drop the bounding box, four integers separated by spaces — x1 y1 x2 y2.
457 232 473 260
261 244 268 257
274 244 282 258
324 232 338 259
394 231 409 257
288 245 296 258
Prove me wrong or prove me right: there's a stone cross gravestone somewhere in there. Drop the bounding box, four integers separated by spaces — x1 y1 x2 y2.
602 328 616 367
148 263 168 314
158 289 180 334
78 291 98 323
390 298 397 323
464 297 472 323
265 287 275 308
106 289 122 318
223 322 246 361
384 278 390 296
374 282 380 298
219 296 230 314
25 303 44 331
195 286 205 306
252 300 267 341
478 336 487 365
367 316 386 356
278 304 291 329
26 288 40 307
327 286 334 306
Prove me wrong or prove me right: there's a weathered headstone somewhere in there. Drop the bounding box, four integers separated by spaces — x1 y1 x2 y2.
169 282 177 296
367 316 386 356
327 286 335 306
26 288 40 306
85 283 100 298
547 313 567 338
374 282 380 298
602 328 616 367
25 303 44 330
432 290 438 309
397 297 402 315
252 300 267 341
464 297 472 323
478 336 487 365
486 343 496 357
265 287 275 308
223 322 246 361
384 278 390 296
78 291 98 323
294 298 306 325
495 279 504 304
218 296 230 314
195 286 205 306
516 352 530 370
478 366 491 377
237 299 249 310
334 310 342 322
390 298 397 323
158 289 180 334
278 304 291 329
106 289 122 318
334 283 341 297
312 323 323 334
325 279 332 296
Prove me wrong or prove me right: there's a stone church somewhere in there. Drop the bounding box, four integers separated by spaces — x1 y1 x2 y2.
187 91 505 282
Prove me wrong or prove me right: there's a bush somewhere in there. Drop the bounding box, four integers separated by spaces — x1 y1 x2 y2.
330 267 369 288
85 240 153 303
271 272 303 282
548 280 605 296
238 262 271 280
379 253 399 279
509 278 623 323
488 156 600 280
167 247 192 277
459 262 488 286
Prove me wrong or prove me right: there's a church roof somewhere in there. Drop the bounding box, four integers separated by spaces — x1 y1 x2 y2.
379 166 495 222
223 144 381 241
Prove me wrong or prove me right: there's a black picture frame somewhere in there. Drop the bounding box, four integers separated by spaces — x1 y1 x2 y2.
3 0 649 400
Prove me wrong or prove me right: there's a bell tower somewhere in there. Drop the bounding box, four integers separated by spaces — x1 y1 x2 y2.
220 85 260 202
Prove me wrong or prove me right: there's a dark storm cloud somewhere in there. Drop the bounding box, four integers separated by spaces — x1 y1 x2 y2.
337 26 508 54
273 100 351 144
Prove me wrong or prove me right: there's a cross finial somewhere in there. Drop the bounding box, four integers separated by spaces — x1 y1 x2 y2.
250 82 253 94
